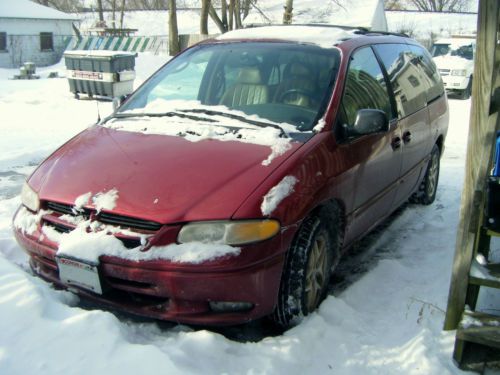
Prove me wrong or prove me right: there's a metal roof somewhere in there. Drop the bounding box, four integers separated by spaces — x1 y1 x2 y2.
0 0 78 21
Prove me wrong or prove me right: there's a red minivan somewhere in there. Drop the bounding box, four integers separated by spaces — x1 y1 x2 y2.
13 25 448 328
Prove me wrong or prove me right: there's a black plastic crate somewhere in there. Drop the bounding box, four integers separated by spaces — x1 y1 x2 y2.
63 50 137 99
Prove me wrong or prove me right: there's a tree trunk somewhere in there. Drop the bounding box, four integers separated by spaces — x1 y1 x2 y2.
120 0 126 29
97 0 104 22
200 0 210 35
242 0 251 19
234 0 243 29
221 0 228 30
208 4 227 33
168 0 180 55
283 0 293 24
228 0 234 30
111 0 116 29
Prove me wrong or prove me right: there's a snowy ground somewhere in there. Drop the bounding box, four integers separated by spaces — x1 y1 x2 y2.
0 53 476 374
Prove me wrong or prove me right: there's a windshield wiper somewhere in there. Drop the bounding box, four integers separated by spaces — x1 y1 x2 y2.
107 111 218 123
177 109 287 137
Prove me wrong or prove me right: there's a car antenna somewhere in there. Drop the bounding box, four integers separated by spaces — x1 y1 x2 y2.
96 101 101 123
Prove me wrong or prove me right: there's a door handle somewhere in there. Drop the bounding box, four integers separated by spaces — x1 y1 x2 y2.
391 137 401 150
403 131 412 144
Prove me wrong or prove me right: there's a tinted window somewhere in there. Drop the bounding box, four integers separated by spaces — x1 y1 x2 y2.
374 44 428 118
0 32 6 51
408 44 444 102
340 47 392 129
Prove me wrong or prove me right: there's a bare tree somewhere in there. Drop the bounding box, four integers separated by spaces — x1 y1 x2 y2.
168 0 180 55
120 0 126 28
408 0 472 12
385 0 406 10
234 0 243 28
209 0 253 33
200 0 210 35
283 0 293 24
97 0 105 22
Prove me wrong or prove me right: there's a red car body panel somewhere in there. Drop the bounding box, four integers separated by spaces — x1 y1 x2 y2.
29 125 303 224
14 30 449 325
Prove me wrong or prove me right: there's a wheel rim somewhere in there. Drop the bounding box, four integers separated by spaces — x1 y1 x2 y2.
426 152 439 197
305 233 328 312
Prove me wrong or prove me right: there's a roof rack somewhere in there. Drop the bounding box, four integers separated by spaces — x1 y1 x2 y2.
354 29 410 38
244 23 366 31
243 23 409 38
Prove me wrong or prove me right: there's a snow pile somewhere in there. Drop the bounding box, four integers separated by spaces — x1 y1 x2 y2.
261 176 298 216
12 207 50 236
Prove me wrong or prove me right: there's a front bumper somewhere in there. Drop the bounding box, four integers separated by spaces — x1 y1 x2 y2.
441 75 470 91
13 207 290 326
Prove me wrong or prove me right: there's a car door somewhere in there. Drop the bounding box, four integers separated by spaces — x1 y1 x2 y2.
335 46 402 245
373 43 433 207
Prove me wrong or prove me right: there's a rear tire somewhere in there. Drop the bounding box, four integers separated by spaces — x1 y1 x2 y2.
410 144 440 205
272 204 341 328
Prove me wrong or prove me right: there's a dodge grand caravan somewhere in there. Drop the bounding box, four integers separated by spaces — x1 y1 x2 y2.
13 25 448 328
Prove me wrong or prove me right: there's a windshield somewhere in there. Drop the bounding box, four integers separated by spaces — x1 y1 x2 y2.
431 43 474 60
119 42 340 131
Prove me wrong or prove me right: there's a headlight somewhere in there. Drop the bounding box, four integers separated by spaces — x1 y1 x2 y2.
451 69 467 76
21 182 40 212
178 220 280 245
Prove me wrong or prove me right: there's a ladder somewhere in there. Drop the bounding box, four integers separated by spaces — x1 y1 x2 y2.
443 1 500 371
451 201 500 371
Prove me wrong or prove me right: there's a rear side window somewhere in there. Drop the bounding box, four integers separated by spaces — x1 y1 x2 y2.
407 44 444 103
340 47 392 128
374 44 429 119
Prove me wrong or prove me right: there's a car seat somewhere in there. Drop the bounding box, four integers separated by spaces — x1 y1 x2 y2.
219 67 269 107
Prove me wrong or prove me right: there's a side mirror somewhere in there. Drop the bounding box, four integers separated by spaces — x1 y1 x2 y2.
343 109 389 138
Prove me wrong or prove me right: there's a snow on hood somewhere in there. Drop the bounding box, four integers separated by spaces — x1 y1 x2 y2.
433 55 471 69
30 124 302 224
114 100 296 166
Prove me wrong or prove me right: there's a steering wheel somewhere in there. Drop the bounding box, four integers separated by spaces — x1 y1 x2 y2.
278 89 316 105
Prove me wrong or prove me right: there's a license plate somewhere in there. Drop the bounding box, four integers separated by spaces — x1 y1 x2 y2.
56 256 103 295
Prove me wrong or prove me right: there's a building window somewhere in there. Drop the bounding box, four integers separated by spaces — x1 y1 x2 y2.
40 32 53 51
0 32 6 52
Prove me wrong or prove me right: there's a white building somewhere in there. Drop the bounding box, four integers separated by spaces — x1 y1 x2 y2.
0 0 78 68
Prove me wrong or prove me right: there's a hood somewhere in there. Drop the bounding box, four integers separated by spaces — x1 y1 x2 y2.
30 125 302 223
433 55 472 70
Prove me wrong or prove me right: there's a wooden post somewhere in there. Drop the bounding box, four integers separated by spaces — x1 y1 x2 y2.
444 0 500 330
168 0 180 56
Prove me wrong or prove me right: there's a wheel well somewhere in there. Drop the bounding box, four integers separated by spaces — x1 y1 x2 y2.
309 199 346 244
435 136 444 156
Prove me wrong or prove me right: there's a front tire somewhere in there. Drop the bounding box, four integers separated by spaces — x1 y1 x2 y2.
411 144 440 205
272 205 341 328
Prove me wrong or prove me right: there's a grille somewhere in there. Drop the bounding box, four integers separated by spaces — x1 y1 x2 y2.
45 201 162 232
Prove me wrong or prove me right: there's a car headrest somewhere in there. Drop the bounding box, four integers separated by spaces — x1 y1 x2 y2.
289 63 311 77
237 67 262 84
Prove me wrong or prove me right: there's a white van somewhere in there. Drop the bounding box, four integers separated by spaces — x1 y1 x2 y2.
432 37 475 99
